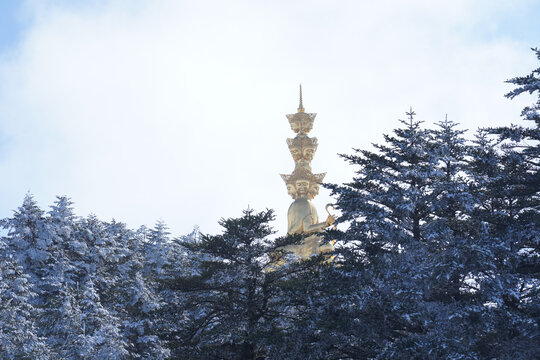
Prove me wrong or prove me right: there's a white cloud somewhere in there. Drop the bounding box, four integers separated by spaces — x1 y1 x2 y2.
0 0 537 235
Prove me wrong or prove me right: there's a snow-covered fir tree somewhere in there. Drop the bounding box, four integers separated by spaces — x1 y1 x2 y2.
0 237 50 359
70 277 128 359
321 58 540 357
324 110 447 358
167 208 320 360
38 197 84 355
1 196 172 358
465 48 540 358
3 194 51 281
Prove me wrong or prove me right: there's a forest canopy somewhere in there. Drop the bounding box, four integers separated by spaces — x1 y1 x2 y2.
1 48 539 359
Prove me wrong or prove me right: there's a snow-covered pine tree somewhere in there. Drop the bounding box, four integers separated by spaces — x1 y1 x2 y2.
153 226 199 357
66 277 129 359
128 221 176 359
464 48 540 358
2 194 50 281
0 237 50 359
332 109 440 243
99 220 167 358
169 209 305 360
323 110 442 358
263 244 367 359
38 196 86 356
1 196 173 357
412 118 501 357
497 47 540 173
429 116 471 230
143 221 171 277
427 121 477 283
323 109 522 358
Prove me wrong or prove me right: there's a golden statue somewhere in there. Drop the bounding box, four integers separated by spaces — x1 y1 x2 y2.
279 86 335 259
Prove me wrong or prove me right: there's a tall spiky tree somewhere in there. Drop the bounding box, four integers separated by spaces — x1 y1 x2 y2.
167 208 318 360
332 109 439 244
0 237 50 359
465 47 540 358
2 194 50 281
323 110 445 358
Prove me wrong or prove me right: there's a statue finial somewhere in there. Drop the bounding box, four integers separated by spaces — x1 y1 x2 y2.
298 84 305 113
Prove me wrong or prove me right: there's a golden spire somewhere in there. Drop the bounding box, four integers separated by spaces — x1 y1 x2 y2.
276 86 336 262
298 84 305 113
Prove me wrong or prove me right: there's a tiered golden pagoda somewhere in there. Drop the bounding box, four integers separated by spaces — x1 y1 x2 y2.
279 86 335 259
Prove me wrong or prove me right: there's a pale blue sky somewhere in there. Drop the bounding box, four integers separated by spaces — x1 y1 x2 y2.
5 1 539 52
0 1 539 235
0 1 25 52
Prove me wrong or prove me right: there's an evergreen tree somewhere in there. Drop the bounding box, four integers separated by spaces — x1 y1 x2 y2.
465 48 540 358
154 226 198 358
70 277 129 359
324 85 539 357
143 221 171 277
321 110 444 358
169 209 303 360
0 237 50 359
101 220 167 358
2 194 50 280
334 109 440 242
424 116 476 303
497 47 540 171
264 250 370 359
38 196 86 355
324 110 499 358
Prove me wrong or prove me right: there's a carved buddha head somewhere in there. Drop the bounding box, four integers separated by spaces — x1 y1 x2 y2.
289 147 302 162
303 147 315 161
286 112 316 134
309 183 319 199
295 179 310 198
287 136 318 163
286 183 297 199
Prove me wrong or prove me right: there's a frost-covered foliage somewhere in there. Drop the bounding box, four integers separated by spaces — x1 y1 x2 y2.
164 209 323 360
321 105 539 358
0 196 172 359
320 48 540 359
0 236 50 359
1 49 539 359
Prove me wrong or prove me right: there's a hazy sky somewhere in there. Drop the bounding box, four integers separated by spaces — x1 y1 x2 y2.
1 0 539 236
